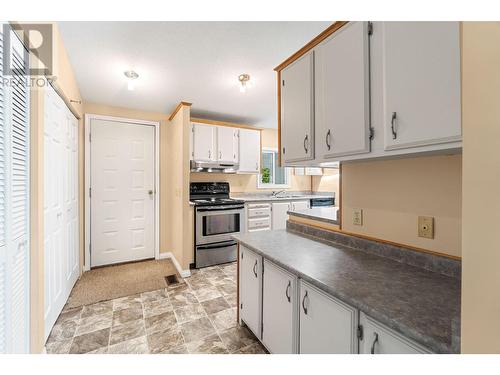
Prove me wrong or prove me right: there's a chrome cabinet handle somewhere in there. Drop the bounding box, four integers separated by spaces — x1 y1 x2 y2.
252 260 258 278
208 150 211 159
219 151 222 159
302 291 308 315
285 281 291 302
391 112 397 140
303 134 309 153
326 129 331 150
370 332 379 354
255 162 258 171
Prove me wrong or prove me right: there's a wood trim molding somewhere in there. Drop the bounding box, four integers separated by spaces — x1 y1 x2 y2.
277 70 282 165
190 117 263 131
274 21 348 72
288 216 461 261
168 101 192 121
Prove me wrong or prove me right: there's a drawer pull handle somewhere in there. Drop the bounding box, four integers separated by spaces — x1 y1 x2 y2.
326 129 331 150
390 112 397 140
302 291 308 315
252 260 258 278
303 134 309 153
285 281 291 302
370 332 379 354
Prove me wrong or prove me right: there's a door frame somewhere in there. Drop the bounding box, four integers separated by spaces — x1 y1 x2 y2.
84 114 160 271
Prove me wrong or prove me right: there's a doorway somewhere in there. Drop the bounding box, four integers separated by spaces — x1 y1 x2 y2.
85 115 159 269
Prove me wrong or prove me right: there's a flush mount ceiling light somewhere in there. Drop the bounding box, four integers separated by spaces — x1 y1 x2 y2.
238 73 251 93
124 70 139 91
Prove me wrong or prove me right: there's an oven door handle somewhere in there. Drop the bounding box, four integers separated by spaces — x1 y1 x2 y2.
197 242 236 250
197 205 244 212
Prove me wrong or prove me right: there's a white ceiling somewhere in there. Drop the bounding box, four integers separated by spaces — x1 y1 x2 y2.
58 21 331 128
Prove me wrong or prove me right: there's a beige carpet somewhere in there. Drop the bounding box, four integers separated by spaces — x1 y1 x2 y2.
66 259 178 308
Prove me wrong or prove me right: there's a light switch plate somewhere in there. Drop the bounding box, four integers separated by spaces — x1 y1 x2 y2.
418 216 434 239
353 208 363 226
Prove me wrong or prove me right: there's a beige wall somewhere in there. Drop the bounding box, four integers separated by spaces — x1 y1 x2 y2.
165 105 193 269
311 168 340 199
341 155 462 258
190 129 312 192
461 22 500 353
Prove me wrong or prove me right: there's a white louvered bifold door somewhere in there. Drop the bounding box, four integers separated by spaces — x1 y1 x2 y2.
0 24 30 353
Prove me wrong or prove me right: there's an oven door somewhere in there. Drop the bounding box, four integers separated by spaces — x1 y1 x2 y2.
196 205 245 245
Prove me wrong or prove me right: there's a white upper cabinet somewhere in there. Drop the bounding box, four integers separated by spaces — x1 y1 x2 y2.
192 123 216 161
216 126 239 164
315 21 371 159
281 51 315 163
238 128 261 174
381 22 461 150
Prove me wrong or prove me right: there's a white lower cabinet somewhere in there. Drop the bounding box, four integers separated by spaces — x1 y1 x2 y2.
299 280 358 354
238 254 433 354
359 312 431 354
262 260 298 354
239 246 262 339
271 202 291 230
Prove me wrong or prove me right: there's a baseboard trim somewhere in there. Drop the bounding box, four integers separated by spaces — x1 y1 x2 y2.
159 252 191 278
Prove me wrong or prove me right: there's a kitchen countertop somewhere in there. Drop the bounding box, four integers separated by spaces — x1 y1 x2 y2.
231 192 334 203
233 230 460 353
288 206 339 225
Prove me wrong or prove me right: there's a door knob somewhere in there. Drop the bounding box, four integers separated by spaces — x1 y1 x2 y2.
148 190 154 196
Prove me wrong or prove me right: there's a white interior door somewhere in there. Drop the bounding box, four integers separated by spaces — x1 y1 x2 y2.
44 84 79 341
90 119 155 267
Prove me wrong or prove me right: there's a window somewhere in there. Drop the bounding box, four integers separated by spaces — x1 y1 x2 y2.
257 148 291 188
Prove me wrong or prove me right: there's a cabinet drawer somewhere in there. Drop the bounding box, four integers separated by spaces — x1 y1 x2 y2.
248 207 271 218
248 217 271 230
247 203 271 210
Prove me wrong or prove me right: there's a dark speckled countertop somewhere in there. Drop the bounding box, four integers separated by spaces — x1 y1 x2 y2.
233 230 460 353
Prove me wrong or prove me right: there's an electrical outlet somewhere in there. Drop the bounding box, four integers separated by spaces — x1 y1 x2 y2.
353 208 363 226
418 216 434 239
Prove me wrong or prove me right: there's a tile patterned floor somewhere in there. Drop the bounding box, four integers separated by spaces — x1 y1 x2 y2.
45 262 268 354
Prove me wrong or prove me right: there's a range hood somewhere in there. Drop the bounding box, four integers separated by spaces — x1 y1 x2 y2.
190 160 239 174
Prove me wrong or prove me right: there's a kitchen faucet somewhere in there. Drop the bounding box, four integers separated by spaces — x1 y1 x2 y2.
272 190 286 197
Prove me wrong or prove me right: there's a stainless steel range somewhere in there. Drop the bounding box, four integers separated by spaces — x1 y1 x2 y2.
190 182 245 268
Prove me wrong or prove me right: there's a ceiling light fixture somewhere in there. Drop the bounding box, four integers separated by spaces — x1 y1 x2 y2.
124 70 139 91
238 73 251 93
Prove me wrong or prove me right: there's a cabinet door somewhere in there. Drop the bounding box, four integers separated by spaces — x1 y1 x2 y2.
359 312 431 354
299 281 357 353
192 123 215 161
238 129 260 173
232 129 240 163
271 202 291 230
290 200 309 212
281 51 314 163
315 21 371 159
262 260 297 354
382 22 461 150
239 246 262 338
216 126 237 163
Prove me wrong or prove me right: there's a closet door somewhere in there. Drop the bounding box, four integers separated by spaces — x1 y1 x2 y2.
0 25 30 353
44 84 79 340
